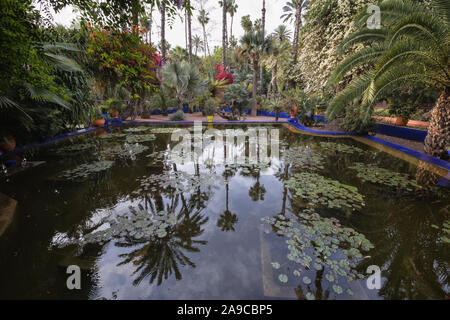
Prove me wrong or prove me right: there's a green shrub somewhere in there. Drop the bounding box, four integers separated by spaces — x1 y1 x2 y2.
169 110 186 121
203 98 219 116
340 106 376 135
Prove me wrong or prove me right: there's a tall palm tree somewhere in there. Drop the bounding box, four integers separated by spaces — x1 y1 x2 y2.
160 1 167 64
227 0 238 46
272 25 292 43
281 0 309 64
327 0 450 160
192 35 203 56
185 1 193 64
260 0 266 96
265 37 290 96
197 9 210 58
220 0 228 66
241 30 273 116
241 15 253 33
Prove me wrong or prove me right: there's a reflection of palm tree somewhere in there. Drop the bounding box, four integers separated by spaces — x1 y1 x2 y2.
364 203 449 300
217 182 238 232
217 165 239 232
116 192 209 286
241 165 267 202
249 180 266 201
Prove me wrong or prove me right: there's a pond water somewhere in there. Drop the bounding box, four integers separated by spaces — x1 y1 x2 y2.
0 124 448 300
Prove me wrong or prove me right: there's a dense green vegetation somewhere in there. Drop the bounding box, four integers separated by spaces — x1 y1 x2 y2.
0 0 448 160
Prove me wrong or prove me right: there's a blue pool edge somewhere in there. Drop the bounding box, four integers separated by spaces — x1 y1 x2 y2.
1 119 449 173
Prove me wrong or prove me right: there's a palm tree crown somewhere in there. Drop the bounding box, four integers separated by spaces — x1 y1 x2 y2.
327 0 449 159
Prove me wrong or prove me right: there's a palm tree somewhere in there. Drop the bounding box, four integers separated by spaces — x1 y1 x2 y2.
159 1 167 64
227 0 238 46
220 0 228 66
241 30 273 116
161 61 208 111
281 0 309 64
185 1 193 63
197 8 210 58
260 0 267 96
327 0 450 160
170 46 189 62
264 37 285 96
192 35 203 56
272 25 292 43
241 15 253 33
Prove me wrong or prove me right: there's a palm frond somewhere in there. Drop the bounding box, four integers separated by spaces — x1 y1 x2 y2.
339 29 388 52
44 53 83 72
24 85 71 109
329 44 387 86
0 95 33 120
327 74 373 120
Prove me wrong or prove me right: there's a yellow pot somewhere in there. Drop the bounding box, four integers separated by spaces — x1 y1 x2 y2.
207 116 214 123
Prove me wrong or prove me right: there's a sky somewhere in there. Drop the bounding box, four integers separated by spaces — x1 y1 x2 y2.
50 0 290 51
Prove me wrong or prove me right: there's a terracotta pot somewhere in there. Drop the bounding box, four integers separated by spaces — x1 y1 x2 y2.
395 116 408 126
93 119 106 127
0 135 16 152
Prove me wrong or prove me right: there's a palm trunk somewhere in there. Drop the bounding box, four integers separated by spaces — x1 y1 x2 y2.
270 63 278 96
260 0 266 96
187 10 192 64
148 11 153 44
230 15 234 45
222 1 228 66
160 2 166 65
202 25 209 58
252 59 259 117
424 89 449 160
292 1 302 64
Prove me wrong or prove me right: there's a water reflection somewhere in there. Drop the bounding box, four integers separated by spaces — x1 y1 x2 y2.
116 193 209 286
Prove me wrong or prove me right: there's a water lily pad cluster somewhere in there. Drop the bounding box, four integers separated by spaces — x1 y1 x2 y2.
99 133 127 140
101 143 149 158
58 209 178 247
54 142 96 154
262 209 374 296
285 173 365 210
432 220 450 244
319 142 365 155
282 147 325 172
57 160 114 180
134 170 223 196
149 128 179 134
123 126 152 133
125 134 156 144
349 163 419 190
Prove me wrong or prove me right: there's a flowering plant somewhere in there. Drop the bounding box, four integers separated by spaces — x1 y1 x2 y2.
87 26 161 96
215 64 234 85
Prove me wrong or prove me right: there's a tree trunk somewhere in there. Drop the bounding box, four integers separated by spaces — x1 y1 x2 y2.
132 0 140 29
252 59 259 117
424 89 449 160
260 0 266 96
230 15 234 45
222 1 227 66
187 9 192 64
292 0 302 64
148 10 153 44
269 63 278 96
160 2 166 65
202 25 209 58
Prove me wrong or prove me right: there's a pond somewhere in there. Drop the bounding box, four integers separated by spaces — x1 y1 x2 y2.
0 123 448 300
